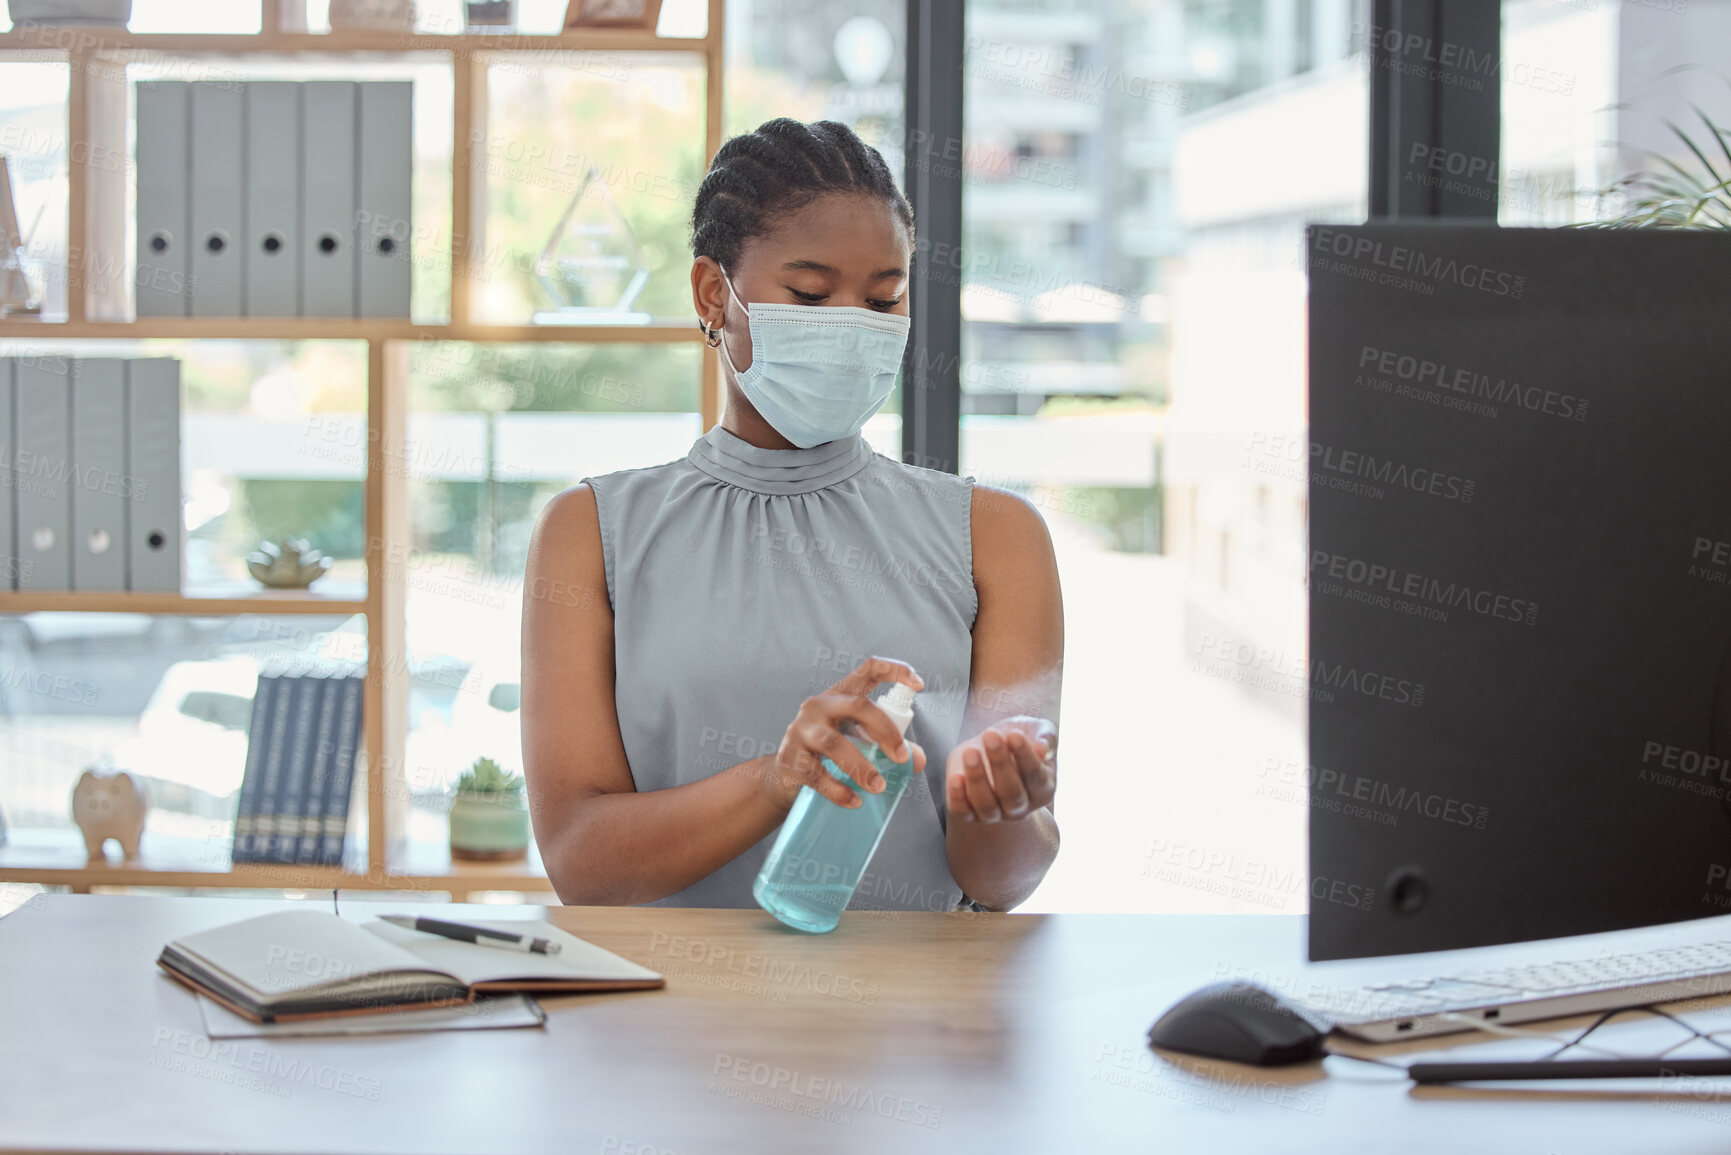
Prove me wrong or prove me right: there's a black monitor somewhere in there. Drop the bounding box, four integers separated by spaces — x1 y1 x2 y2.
1306 224 1731 961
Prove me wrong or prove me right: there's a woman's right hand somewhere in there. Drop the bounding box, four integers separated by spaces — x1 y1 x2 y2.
754 657 926 812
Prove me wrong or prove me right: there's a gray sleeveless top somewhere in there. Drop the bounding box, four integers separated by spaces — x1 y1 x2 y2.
582 424 977 911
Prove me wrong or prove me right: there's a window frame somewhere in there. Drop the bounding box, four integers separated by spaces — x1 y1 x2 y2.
898 2 1503 470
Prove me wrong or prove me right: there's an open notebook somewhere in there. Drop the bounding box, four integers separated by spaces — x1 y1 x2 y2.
158 910 663 1023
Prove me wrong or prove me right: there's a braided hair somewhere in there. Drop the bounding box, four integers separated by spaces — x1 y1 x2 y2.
690 118 915 270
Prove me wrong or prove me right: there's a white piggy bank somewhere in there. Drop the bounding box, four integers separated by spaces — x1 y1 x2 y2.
71 770 150 863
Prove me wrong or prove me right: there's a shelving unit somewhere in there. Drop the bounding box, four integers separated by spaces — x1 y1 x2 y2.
0 589 369 614
0 824 556 902
0 0 726 902
0 320 702 341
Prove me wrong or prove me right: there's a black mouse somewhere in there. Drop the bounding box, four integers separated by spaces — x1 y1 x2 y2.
1147 982 1328 1066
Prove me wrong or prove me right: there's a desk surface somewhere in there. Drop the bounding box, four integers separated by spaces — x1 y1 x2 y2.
3 894 1727 1154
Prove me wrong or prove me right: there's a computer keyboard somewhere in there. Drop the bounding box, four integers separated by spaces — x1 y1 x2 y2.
1296 940 1731 1042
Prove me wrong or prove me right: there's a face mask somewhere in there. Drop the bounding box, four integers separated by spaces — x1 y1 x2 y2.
717 269 910 448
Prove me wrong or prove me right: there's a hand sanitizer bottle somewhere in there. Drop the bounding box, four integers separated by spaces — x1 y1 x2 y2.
753 683 919 933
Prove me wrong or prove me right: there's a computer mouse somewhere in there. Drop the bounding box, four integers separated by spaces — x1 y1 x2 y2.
1147 982 1328 1067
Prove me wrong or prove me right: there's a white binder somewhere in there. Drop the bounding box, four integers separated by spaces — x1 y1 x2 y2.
0 359 13 591
300 81 358 317
357 81 413 318
244 81 301 317
135 82 190 317
14 357 72 590
126 359 182 593
189 81 245 317
71 359 127 591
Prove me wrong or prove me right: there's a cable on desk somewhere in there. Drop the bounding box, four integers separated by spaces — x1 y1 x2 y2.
1331 1002 1731 1076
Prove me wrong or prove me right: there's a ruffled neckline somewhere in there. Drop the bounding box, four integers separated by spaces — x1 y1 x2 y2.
687 423 874 495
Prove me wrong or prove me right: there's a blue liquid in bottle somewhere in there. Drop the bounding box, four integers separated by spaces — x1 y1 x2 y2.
753 684 918 933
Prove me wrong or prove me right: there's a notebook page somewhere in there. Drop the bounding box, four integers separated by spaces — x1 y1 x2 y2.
363 918 662 987
197 991 546 1038
173 910 451 999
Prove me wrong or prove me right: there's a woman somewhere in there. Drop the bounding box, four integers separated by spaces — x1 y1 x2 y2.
520 118 1063 913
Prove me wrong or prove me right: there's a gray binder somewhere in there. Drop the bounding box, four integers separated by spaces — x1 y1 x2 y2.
126 359 182 592
244 81 301 317
189 81 245 317
14 357 72 590
0 359 13 590
135 82 190 317
357 81 413 318
70 359 126 591
300 82 357 317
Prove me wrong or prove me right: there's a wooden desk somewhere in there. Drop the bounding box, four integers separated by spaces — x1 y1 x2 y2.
0 895 1719 1153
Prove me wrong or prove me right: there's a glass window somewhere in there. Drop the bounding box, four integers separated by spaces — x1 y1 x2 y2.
401 340 699 864
1501 0 1731 228
958 0 1368 915
0 612 365 872
0 2 264 34
0 63 70 321
723 2 905 179
127 1 263 34
474 54 708 325
301 0 707 36
0 339 369 597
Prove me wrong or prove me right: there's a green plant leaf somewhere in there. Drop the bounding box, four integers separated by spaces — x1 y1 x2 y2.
1693 103 1731 177
1664 116 1726 190
455 755 525 795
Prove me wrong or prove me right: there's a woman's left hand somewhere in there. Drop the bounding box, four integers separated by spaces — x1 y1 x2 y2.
945 716 1058 823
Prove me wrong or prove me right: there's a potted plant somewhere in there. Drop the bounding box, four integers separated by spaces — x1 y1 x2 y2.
447 757 529 861
1594 93 1731 230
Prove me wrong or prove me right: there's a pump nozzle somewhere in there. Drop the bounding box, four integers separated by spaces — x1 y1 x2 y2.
876 682 918 737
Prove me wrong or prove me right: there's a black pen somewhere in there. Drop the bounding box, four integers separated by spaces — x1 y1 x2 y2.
379 914 561 955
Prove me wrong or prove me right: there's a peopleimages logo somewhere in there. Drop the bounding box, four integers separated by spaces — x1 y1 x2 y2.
1262 758 1490 830
1093 1043 1328 1115
1191 632 1426 708
1358 345 1588 423
1639 740 1731 803
1313 441 1474 503
1243 433 1475 504
1690 536 1731 587
648 932 881 1006
750 522 969 597
709 1053 943 1129
1310 226 1526 297
1140 841 1377 912
1310 549 1540 626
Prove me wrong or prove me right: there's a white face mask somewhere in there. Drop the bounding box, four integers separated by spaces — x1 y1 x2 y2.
717 269 911 448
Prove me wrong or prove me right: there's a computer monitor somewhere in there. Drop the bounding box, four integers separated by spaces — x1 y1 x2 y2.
1306 224 1731 961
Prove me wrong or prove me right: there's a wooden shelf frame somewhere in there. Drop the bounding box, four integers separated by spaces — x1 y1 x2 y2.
0 863 556 904
0 0 727 897
0 319 708 341
0 590 368 614
0 27 704 57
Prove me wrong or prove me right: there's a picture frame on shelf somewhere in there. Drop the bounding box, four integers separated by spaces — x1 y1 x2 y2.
563 0 661 30
329 0 416 32
463 0 514 32
5 0 131 27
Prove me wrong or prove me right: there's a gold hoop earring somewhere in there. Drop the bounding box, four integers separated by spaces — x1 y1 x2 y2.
704 321 723 349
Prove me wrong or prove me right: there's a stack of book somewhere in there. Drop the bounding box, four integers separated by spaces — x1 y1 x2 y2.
232 664 366 867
